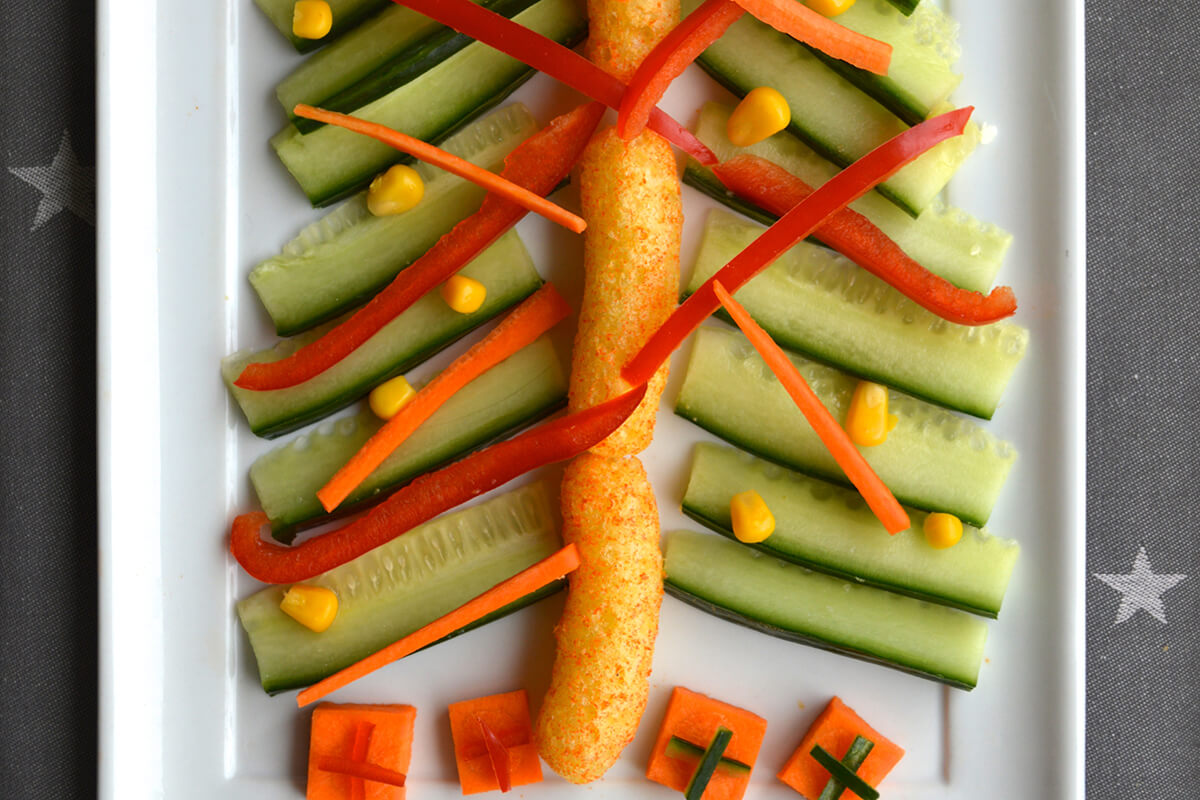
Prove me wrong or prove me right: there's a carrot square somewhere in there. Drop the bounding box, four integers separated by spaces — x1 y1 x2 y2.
777 696 904 799
307 702 416 800
448 689 542 794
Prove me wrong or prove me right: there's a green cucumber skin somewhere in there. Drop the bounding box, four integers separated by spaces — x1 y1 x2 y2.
252 337 568 540
682 442 1019 617
663 531 986 690
253 0 388 53
292 0 540 136
252 105 538 336
687 209 1028 419
664 737 751 776
675 328 1016 527
223 231 540 439
887 0 919 15
685 728 733 800
806 46 925 127
238 482 563 694
272 0 588 207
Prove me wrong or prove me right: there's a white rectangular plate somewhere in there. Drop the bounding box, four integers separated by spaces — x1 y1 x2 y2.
98 0 1085 797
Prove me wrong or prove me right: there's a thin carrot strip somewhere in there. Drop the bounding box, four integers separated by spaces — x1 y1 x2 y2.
317 284 571 511
297 544 582 707
349 721 375 800
711 280 909 534
294 104 586 234
732 0 891 75
317 756 409 788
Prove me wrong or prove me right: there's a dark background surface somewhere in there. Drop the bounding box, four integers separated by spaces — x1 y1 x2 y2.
0 1 1195 797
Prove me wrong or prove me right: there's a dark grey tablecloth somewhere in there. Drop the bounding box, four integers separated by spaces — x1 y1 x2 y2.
0 1 1194 796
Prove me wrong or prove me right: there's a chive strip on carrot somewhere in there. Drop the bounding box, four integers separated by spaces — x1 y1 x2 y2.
811 743 880 800
712 154 1017 325
317 283 572 512
817 736 874 800
476 716 513 792
617 0 745 140
685 727 734 800
712 280 909 534
349 721 375 800
297 543 582 707
234 101 604 392
393 0 718 165
732 0 891 75
295 104 587 234
317 756 409 789
620 106 973 387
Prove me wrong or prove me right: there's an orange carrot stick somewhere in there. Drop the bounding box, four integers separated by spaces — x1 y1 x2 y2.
349 721 374 800
294 104 587 234
297 544 582 707
732 0 891 75
317 283 572 512
317 756 409 788
711 281 909 534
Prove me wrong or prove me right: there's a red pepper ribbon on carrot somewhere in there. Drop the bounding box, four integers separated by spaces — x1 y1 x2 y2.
712 280 909 534
621 106 974 387
231 383 647 584
317 283 572 513
476 716 514 792
392 0 719 165
297 543 583 707
713 155 1017 325
317 757 408 789
234 101 604 392
348 721 374 800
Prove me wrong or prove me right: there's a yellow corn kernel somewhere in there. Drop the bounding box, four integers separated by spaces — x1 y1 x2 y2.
440 275 487 314
726 87 792 148
845 380 899 447
280 584 339 632
730 490 775 543
369 375 416 420
923 513 964 549
292 0 333 39
804 0 856 17
367 164 425 216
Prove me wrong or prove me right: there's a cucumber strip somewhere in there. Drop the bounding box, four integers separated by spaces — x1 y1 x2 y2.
663 530 989 690
238 482 564 694
223 230 539 438
251 105 539 336
252 337 567 540
812 744 879 800
685 102 1010 293
665 737 752 775
685 728 733 800
886 0 919 15
683 443 1019 617
292 0 540 136
253 0 387 53
675 328 1016 526
684 0 978 217
687 209 1028 418
817 737 875 800
272 0 588 207
802 1 962 125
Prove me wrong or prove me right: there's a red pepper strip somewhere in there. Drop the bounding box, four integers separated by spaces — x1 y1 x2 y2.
231 383 647 584
617 0 745 141
393 0 719 166
234 101 604 391
732 0 891 75
317 757 408 789
713 281 909 534
714 155 1017 325
621 106 973 387
349 721 374 800
476 716 513 792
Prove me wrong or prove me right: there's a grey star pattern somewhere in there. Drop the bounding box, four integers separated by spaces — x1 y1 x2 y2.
1094 547 1187 625
8 129 95 231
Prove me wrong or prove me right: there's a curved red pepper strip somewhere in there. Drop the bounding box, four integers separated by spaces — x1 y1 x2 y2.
621 106 974 387
732 0 891 75
476 716 513 792
394 0 719 166
714 155 1018 325
234 102 604 391
317 757 408 789
231 384 647 583
617 0 745 141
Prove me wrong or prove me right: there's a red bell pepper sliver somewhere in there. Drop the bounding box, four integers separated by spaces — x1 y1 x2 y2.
617 0 745 141
732 0 891 75
712 281 909 534
349 721 374 800
317 283 572 512
393 0 718 165
231 384 647 584
317 756 408 789
234 102 604 392
476 716 513 792
714 155 1017 325
298 543 582 707
620 106 973 387
294 104 587 234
